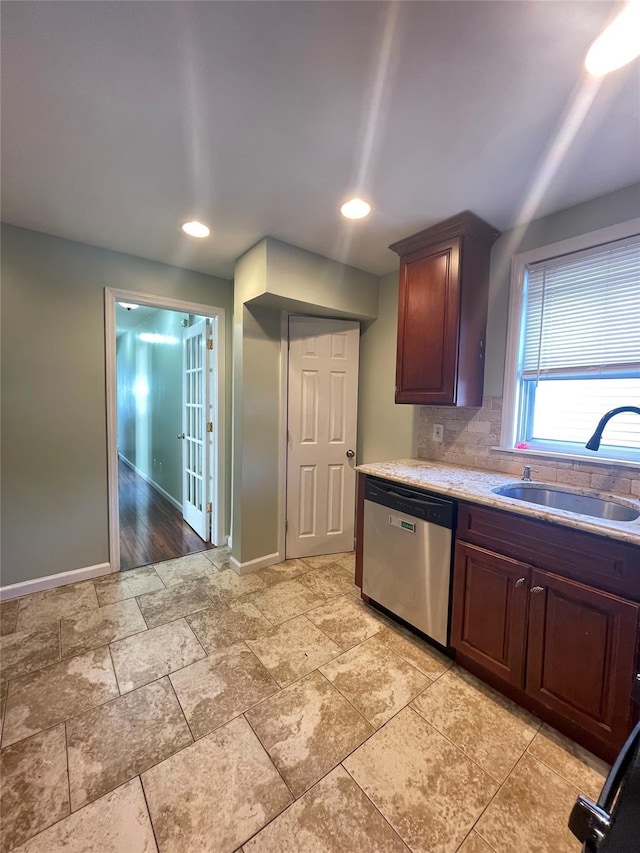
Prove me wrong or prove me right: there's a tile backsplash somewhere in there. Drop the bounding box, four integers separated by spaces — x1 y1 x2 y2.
416 397 640 500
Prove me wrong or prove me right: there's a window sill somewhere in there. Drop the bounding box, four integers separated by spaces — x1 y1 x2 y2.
491 446 640 472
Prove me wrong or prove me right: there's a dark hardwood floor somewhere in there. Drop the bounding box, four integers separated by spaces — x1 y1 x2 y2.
119 458 214 571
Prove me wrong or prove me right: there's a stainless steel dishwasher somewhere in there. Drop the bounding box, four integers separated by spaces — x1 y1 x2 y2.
362 477 456 647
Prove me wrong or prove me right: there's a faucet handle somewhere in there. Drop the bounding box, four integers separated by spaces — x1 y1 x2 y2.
522 465 532 481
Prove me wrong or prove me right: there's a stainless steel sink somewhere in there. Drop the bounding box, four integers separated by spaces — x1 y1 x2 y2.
491 483 640 522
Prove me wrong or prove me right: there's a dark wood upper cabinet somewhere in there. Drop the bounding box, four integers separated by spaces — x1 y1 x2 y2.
390 211 500 406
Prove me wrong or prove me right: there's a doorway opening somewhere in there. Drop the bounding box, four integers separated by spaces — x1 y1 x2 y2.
105 289 226 574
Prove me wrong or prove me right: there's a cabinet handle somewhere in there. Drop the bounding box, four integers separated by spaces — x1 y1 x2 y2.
515 577 526 588
530 586 544 594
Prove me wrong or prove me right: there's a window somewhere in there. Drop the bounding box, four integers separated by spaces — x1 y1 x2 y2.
502 221 640 464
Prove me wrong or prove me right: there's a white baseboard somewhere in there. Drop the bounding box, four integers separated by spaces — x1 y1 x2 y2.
119 454 181 511
0 562 114 601
230 551 281 576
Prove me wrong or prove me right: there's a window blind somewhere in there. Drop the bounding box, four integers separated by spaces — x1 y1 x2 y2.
522 235 640 378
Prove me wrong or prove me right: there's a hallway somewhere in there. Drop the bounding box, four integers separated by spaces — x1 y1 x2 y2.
119 459 214 571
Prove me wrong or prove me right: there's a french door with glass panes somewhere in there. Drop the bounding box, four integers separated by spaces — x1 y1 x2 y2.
181 318 211 540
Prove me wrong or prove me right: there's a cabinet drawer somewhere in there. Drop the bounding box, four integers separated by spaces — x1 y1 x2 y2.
458 503 640 601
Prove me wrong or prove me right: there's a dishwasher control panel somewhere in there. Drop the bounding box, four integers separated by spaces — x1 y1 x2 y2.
364 477 456 529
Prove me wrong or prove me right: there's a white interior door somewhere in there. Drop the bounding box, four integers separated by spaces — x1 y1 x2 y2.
286 316 360 558
182 318 210 540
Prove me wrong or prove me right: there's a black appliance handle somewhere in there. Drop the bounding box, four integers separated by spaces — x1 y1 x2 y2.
568 797 610 850
599 721 640 811
568 721 640 849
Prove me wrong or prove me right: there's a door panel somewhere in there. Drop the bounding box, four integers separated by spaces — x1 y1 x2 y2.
298 466 317 537
451 542 530 686
286 317 359 558
327 465 344 533
301 371 319 441
182 318 210 540
526 570 638 749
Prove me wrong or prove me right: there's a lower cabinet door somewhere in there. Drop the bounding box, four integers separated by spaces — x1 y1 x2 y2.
451 542 530 686
526 570 639 751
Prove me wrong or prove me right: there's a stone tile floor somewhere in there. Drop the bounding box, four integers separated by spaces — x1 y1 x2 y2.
0 547 608 852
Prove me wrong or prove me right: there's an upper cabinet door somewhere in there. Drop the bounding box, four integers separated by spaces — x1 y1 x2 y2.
395 238 461 405
390 211 500 407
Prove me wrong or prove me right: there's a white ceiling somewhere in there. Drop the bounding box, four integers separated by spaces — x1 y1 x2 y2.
2 1 638 279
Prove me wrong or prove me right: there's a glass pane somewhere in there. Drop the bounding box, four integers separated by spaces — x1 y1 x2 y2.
523 376 640 448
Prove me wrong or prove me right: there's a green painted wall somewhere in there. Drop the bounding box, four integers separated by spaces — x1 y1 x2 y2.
358 271 416 463
1 224 232 586
231 241 271 560
232 237 379 565
117 309 189 504
266 238 378 319
237 304 282 560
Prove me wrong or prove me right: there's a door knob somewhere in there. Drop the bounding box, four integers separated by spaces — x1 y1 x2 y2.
530 586 544 594
346 449 355 458
515 577 526 588
177 433 185 439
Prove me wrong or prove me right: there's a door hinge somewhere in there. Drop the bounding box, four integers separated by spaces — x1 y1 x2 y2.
206 339 214 350
207 422 214 433
206 502 212 512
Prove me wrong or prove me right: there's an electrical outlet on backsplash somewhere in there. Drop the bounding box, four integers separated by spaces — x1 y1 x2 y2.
416 396 640 500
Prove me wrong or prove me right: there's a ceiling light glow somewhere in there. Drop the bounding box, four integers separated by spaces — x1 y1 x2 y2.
139 333 179 345
181 220 211 238
118 302 139 310
340 198 372 220
585 2 640 77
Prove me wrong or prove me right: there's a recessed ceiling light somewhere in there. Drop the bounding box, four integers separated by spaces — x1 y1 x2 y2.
340 198 372 220
118 302 139 310
585 2 640 77
181 220 211 238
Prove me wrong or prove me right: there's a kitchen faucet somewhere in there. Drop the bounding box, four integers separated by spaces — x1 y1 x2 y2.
585 406 640 451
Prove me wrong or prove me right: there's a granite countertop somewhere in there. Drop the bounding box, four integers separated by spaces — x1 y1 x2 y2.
357 459 640 548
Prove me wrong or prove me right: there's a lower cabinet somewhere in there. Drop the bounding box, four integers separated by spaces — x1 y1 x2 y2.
452 505 640 762
526 570 638 751
451 542 529 687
